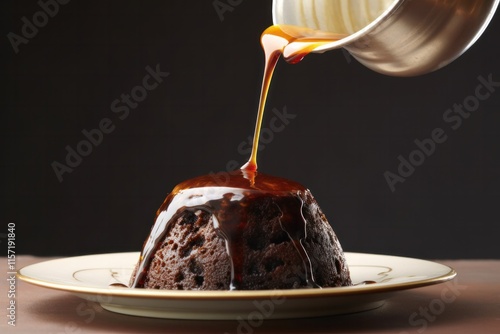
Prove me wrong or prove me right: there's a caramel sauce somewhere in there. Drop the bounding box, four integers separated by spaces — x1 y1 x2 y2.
242 25 345 171
130 25 345 290
131 170 320 289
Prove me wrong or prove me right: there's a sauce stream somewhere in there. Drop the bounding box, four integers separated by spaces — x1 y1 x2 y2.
131 25 345 290
242 25 345 171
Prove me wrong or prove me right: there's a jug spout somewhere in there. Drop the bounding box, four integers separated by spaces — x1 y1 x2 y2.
273 0 500 76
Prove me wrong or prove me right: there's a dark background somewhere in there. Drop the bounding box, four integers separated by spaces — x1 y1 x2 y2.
1 0 499 259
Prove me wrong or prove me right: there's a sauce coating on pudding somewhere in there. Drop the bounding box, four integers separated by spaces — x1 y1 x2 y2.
130 170 328 290
129 25 350 290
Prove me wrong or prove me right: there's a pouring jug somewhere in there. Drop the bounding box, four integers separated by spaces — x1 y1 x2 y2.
273 0 499 76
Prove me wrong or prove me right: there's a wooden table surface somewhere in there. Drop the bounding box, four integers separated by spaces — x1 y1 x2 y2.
1 256 499 334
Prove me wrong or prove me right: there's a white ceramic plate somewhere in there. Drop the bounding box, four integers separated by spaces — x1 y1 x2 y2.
18 252 456 320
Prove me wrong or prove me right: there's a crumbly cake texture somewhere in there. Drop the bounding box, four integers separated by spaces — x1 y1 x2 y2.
130 191 351 290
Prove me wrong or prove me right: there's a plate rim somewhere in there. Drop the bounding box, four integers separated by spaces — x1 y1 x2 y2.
17 251 457 300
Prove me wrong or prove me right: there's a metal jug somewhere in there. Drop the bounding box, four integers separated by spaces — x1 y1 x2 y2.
273 0 500 76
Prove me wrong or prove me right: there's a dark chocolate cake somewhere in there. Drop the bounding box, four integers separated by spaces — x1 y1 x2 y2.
129 170 351 290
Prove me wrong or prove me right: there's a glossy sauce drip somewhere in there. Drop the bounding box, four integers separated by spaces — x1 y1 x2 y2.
354 280 377 286
130 170 318 289
131 25 345 290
